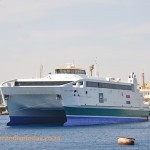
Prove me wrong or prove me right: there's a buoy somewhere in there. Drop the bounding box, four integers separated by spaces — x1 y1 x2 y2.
118 137 135 145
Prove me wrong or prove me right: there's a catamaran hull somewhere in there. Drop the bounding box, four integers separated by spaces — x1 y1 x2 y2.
7 106 148 126
3 104 150 126
1 85 149 126
1 87 67 126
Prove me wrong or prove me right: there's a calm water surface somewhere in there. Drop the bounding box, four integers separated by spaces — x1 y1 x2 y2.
0 115 150 150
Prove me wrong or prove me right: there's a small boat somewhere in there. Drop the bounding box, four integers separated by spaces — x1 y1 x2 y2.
118 137 135 145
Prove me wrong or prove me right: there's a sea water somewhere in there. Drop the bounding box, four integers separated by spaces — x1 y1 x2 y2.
0 115 150 150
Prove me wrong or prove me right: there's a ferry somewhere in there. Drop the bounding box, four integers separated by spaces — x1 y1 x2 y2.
0 64 149 126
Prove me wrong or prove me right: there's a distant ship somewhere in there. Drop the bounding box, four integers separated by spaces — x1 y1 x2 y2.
1 64 149 126
138 72 150 104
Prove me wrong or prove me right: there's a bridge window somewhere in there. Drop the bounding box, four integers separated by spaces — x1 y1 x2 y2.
55 69 86 75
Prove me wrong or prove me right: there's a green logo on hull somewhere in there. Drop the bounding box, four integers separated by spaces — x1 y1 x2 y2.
99 93 104 103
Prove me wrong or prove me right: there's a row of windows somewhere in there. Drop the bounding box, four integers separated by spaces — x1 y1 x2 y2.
86 81 133 91
55 69 86 75
15 81 72 86
142 91 150 96
14 80 133 91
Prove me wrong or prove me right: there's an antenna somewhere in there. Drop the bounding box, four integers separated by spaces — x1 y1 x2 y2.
142 71 145 88
73 60 75 66
40 64 43 78
89 65 94 77
95 57 99 77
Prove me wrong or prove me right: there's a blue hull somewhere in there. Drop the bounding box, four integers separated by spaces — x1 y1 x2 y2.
64 116 148 126
7 116 65 126
7 109 67 126
7 106 149 126
8 115 147 126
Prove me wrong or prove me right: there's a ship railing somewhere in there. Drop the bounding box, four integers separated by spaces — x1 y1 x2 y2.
1 79 17 87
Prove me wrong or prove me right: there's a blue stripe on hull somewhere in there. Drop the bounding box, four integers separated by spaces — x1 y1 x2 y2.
7 109 67 126
7 116 65 126
64 116 147 126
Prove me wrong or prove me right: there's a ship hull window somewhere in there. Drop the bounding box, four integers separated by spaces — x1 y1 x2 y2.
126 101 130 104
15 81 72 86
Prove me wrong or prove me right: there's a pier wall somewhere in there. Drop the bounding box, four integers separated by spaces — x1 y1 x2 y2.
0 93 3 105
0 93 6 114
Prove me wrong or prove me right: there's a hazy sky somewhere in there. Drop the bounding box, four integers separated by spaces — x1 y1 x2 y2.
0 0 150 84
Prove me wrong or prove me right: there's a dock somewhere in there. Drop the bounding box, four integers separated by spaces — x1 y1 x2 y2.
0 105 7 115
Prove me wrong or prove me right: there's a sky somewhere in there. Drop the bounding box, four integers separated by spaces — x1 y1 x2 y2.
0 0 150 84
